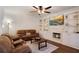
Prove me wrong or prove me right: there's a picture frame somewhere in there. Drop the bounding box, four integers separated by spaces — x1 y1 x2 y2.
49 15 64 26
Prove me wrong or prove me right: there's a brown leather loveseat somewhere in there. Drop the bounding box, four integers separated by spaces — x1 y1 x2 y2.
17 29 39 41
0 35 32 53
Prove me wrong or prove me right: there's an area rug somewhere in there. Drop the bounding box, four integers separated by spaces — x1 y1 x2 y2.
26 41 59 53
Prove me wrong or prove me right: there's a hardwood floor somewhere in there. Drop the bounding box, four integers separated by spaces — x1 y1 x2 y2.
46 40 79 53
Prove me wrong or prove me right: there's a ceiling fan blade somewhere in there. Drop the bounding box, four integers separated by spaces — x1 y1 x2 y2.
32 6 38 9
44 11 51 13
45 6 52 10
39 6 42 10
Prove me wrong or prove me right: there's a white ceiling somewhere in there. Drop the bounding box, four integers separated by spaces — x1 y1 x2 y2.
48 6 77 13
2 6 78 15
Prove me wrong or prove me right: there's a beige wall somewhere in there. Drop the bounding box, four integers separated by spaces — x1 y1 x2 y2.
0 8 4 35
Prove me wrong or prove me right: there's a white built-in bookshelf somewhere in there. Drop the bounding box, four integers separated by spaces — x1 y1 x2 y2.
65 11 79 33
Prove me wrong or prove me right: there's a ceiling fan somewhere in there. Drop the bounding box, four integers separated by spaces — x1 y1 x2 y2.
31 6 52 15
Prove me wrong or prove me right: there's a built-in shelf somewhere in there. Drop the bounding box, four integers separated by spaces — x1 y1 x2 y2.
65 11 79 33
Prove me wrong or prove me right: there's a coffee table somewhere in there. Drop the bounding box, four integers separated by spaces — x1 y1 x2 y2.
30 37 47 50
38 39 47 50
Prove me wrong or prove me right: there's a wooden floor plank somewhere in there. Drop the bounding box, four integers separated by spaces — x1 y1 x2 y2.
46 40 79 53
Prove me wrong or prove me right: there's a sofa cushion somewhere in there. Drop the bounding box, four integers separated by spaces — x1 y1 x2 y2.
26 32 31 36
13 44 32 53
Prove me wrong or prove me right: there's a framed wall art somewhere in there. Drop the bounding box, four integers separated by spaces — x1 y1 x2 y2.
49 15 64 26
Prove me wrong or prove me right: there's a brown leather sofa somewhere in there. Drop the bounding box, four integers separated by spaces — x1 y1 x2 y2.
0 35 32 53
17 29 39 41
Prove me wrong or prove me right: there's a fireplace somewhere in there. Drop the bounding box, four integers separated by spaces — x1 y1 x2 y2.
53 32 61 39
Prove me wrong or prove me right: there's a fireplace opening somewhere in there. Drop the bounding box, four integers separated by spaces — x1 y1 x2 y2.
53 32 61 39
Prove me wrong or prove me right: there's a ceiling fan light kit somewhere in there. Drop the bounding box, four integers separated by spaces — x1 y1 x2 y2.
32 6 52 15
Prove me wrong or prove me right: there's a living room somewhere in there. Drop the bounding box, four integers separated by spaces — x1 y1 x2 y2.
0 6 79 53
